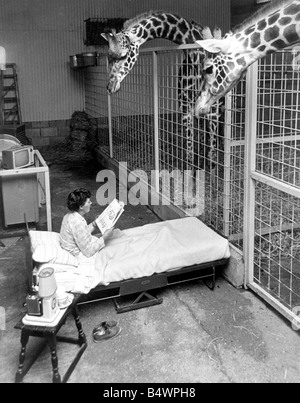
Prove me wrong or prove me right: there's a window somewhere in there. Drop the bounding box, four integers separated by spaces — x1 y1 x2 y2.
84 18 127 46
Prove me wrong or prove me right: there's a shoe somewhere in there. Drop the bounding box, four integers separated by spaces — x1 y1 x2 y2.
93 325 121 343
92 320 118 335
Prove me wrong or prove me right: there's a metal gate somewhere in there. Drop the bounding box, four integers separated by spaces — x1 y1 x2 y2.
243 52 300 329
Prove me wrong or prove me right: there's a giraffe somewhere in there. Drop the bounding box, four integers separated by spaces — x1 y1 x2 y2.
101 12 221 94
194 0 300 116
101 11 223 204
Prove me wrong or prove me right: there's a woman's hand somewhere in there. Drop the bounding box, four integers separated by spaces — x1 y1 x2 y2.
92 214 100 228
103 227 114 242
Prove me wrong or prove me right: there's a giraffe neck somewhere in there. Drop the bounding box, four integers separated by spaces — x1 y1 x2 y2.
231 0 300 68
125 12 204 48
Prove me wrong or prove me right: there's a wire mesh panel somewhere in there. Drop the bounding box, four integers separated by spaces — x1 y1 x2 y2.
254 183 300 309
256 51 300 188
110 53 155 174
224 80 246 249
153 47 232 231
86 47 300 324
91 46 235 234
156 49 225 220
87 47 245 240
249 50 300 320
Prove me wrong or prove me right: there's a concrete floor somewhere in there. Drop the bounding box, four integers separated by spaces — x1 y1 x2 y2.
0 149 300 384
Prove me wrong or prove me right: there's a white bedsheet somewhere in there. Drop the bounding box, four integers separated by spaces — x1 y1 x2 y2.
43 217 230 294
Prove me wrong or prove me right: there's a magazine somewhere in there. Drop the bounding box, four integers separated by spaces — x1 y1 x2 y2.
95 199 125 234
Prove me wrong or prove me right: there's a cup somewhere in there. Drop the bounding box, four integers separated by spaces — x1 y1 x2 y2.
38 267 57 298
56 286 68 307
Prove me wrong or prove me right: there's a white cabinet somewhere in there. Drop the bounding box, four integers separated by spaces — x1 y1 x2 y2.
0 150 52 230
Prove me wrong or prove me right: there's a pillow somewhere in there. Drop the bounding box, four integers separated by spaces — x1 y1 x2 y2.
29 230 79 267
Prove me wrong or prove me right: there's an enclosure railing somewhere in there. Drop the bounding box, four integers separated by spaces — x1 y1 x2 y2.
85 45 300 328
87 45 245 241
244 52 300 328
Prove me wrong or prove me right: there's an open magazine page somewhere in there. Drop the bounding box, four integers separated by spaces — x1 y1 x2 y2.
95 199 124 234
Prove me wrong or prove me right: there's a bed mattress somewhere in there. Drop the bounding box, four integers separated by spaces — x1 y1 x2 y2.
40 217 230 294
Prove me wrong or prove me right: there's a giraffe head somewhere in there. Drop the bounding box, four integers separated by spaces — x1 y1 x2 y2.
194 35 249 116
101 30 138 93
193 0 298 115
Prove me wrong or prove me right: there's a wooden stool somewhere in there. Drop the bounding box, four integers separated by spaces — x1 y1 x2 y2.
14 294 87 383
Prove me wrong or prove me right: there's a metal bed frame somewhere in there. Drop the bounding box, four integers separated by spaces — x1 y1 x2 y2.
25 218 229 314
77 258 229 313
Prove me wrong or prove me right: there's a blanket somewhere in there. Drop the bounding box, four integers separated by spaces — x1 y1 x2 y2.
41 217 230 294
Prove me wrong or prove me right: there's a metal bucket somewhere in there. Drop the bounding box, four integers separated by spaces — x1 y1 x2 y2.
81 52 97 67
69 55 78 69
75 54 84 67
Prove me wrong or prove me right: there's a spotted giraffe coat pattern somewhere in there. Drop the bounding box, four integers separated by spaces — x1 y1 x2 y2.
102 11 222 178
195 0 300 115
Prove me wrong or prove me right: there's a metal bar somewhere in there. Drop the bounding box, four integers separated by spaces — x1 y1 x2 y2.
152 51 160 193
230 223 300 242
0 166 48 176
251 171 300 199
244 62 259 287
230 134 300 147
140 43 200 54
248 282 300 330
223 92 232 237
106 57 113 159
35 150 52 232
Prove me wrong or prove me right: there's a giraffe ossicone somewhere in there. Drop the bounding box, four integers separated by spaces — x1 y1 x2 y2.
194 0 300 116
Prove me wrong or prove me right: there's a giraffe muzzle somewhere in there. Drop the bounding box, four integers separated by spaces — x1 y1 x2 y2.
107 79 121 94
194 84 217 116
194 98 213 117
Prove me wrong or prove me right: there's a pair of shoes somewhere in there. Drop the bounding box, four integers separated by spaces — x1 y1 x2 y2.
93 324 121 343
92 320 118 335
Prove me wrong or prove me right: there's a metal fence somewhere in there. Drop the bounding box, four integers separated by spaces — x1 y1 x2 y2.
85 46 300 327
245 51 300 325
89 46 236 233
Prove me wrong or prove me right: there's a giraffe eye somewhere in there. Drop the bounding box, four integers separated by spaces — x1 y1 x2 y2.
118 53 128 60
204 65 214 75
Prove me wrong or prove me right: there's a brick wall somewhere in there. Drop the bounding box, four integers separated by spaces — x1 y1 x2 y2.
25 120 71 148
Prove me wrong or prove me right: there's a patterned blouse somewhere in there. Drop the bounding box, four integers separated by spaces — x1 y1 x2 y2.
60 212 105 258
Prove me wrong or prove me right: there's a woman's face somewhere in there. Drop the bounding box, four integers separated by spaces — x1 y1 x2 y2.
80 198 92 215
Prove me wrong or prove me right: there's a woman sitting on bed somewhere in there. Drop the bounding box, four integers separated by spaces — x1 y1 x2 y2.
60 188 114 258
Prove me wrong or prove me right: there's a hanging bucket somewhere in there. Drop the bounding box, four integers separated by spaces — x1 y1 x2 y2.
82 52 97 67
69 55 78 69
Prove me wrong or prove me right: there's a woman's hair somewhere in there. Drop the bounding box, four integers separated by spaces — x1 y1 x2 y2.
67 188 91 212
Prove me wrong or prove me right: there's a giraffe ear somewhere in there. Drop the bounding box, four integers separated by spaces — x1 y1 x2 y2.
101 29 117 42
196 39 230 54
202 26 213 40
101 33 110 42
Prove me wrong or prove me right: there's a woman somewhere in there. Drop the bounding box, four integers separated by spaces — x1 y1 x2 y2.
60 188 114 258
60 188 121 342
